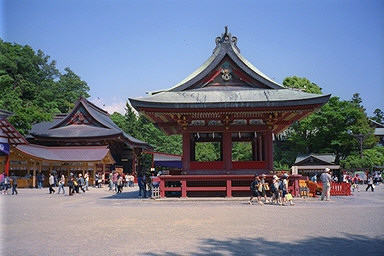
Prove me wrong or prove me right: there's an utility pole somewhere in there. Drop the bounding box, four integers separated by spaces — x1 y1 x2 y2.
347 130 368 158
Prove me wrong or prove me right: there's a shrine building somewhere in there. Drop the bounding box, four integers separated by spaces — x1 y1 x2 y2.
129 28 330 197
1 98 152 187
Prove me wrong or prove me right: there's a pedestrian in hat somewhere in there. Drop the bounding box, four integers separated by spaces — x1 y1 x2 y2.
249 175 263 205
320 168 332 201
270 175 281 205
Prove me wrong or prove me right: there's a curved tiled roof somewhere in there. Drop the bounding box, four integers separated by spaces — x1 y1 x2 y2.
131 28 330 110
131 87 330 109
29 98 152 149
15 144 115 163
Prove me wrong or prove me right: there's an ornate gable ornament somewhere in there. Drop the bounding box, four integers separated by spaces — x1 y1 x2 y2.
51 98 107 129
213 26 240 53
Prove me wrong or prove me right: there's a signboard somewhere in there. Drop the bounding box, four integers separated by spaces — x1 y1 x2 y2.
0 142 10 155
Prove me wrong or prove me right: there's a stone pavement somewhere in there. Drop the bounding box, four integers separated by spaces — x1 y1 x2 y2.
1 183 383 256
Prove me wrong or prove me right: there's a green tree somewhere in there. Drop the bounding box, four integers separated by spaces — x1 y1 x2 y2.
340 146 384 169
275 76 376 167
283 76 323 94
371 109 384 124
0 39 89 134
110 105 182 155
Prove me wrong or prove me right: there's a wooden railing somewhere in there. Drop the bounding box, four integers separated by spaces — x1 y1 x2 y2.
158 174 303 198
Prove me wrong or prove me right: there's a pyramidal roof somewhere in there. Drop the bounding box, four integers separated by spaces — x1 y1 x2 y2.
130 27 330 110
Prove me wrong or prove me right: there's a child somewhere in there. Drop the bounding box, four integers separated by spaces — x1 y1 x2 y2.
285 190 295 206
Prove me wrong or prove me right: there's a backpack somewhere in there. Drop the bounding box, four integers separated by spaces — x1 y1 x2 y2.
279 180 285 191
270 182 277 193
250 180 258 192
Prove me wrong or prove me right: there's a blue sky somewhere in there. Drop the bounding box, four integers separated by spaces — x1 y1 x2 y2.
1 0 383 116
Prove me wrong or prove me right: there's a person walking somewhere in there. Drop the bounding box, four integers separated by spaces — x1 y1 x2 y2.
37 172 44 189
113 171 118 192
58 173 65 195
10 173 18 195
249 175 263 205
259 174 269 203
320 168 332 201
84 172 89 191
3 174 10 195
270 175 281 205
68 173 74 196
108 172 113 191
48 173 55 194
366 175 375 192
137 173 147 198
78 173 85 193
352 174 360 192
117 174 123 193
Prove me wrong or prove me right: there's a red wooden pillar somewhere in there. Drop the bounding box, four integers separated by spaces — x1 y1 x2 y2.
5 154 10 176
293 179 299 197
182 132 190 174
223 131 232 173
160 178 165 198
226 178 232 197
257 136 263 161
264 130 273 172
181 179 187 198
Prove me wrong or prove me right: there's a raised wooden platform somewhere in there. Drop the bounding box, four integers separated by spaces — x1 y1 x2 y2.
158 174 304 198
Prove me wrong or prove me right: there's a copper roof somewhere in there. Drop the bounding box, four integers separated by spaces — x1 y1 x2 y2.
129 28 330 110
29 98 152 149
14 144 115 163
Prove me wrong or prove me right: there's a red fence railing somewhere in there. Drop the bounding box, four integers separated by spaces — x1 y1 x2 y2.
158 174 304 198
316 182 351 196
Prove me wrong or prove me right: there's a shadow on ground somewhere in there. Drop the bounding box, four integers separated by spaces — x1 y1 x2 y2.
100 189 151 200
144 234 384 256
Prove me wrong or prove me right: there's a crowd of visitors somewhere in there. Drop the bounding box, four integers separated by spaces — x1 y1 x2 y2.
0 167 382 200
248 173 294 206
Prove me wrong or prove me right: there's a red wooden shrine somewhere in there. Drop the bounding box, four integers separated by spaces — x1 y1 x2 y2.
130 28 330 197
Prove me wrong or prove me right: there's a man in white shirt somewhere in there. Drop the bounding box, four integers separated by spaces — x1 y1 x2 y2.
48 173 55 194
320 168 332 201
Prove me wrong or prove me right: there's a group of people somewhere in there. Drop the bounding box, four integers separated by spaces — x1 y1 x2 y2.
249 173 294 206
137 171 162 198
0 172 18 195
47 172 90 196
310 169 382 195
106 171 135 193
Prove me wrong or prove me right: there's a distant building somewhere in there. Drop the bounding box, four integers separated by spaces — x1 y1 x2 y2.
370 119 384 146
1 98 152 187
292 153 340 176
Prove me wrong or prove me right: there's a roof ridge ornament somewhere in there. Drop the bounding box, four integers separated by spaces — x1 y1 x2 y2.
214 26 240 53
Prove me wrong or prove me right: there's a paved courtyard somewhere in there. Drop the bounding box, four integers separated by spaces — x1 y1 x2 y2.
1 183 384 256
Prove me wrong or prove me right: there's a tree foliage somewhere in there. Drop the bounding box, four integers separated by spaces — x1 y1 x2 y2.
283 76 323 94
0 39 89 134
340 146 384 169
110 103 182 155
371 109 384 125
275 76 377 169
